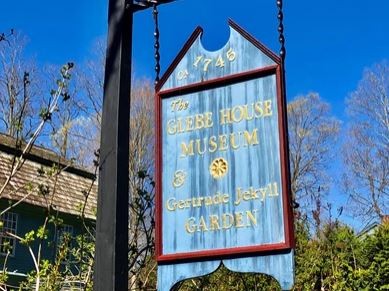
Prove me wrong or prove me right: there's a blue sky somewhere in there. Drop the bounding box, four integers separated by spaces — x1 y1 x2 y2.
2 0 388 117
2 0 388 226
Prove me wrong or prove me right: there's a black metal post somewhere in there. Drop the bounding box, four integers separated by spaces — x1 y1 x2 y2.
94 0 132 289
94 1 177 290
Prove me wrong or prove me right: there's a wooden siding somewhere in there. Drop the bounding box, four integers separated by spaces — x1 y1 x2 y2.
0 200 91 277
0 134 97 219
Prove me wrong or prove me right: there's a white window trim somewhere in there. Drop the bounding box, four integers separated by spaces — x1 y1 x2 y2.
57 224 74 244
0 211 18 257
56 224 74 263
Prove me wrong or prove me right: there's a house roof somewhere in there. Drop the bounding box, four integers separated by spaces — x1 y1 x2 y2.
0 134 97 219
358 215 389 237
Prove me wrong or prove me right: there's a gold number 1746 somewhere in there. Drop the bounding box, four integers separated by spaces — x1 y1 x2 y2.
193 48 237 72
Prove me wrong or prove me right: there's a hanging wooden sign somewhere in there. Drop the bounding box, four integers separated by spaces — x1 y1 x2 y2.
155 20 294 290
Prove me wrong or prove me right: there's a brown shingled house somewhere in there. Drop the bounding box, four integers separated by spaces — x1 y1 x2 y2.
0 134 97 287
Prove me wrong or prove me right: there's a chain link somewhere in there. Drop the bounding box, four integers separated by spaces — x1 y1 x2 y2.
276 0 286 63
153 3 161 85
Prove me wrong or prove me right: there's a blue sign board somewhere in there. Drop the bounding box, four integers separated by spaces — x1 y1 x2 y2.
156 20 294 290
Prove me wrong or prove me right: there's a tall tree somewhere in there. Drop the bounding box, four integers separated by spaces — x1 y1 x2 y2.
343 61 389 223
0 30 96 290
0 30 39 140
287 93 340 216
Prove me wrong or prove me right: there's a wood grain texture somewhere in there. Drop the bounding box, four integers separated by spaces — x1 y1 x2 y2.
161 76 284 254
158 251 294 290
156 22 294 290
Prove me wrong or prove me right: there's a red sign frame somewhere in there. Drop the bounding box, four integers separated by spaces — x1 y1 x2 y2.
155 20 294 264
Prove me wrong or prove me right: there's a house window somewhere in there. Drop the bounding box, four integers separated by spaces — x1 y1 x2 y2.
0 212 18 256
56 224 74 261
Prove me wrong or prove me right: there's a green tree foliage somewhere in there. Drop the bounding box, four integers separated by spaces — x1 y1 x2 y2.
176 265 281 291
293 217 389 291
357 221 389 290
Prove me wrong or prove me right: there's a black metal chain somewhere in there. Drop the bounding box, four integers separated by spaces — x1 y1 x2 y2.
276 0 286 63
153 3 161 85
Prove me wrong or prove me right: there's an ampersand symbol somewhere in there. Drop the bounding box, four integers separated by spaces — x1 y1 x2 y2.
172 170 186 188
